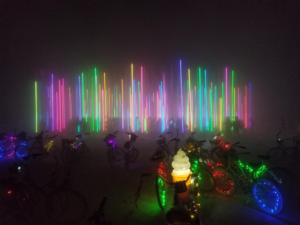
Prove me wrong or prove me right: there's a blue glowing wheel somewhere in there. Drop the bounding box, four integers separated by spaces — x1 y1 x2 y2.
0 145 4 158
252 178 284 215
14 144 30 162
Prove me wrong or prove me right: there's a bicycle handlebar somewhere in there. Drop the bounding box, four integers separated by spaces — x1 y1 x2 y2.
167 138 180 145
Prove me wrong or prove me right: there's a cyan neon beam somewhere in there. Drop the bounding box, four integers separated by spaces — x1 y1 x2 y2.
210 88 213 132
199 68 202 131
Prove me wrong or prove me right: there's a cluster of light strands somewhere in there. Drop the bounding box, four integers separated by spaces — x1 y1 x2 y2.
34 63 252 133
157 161 167 207
237 160 267 179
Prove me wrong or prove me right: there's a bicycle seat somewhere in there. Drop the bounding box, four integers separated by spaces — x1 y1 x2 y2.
257 155 270 161
248 162 263 170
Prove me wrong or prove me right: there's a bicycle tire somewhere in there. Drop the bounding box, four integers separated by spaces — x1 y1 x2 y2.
0 145 4 158
61 147 69 164
155 175 167 209
30 147 44 162
5 142 15 157
46 189 88 224
107 147 124 167
284 147 300 164
83 144 92 158
212 167 237 196
68 147 82 164
266 147 284 163
210 146 226 163
14 145 30 162
252 178 284 215
198 167 216 192
266 167 295 196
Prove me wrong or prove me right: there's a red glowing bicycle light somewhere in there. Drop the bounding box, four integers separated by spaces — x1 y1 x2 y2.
7 190 12 194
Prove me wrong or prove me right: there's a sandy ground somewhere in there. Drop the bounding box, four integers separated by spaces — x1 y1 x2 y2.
0 131 299 225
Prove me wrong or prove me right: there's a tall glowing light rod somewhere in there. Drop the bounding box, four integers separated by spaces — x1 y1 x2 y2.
226 67 228 117
51 74 54 131
35 81 38 133
249 83 251 127
180 60 184 133
199 68 202 131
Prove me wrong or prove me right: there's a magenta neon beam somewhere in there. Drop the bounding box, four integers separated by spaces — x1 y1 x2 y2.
226 67 228 117
141 67 143 133
51 74 54 131
59 80 61 132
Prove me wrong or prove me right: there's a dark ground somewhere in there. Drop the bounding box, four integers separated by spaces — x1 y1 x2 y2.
0 131 299 225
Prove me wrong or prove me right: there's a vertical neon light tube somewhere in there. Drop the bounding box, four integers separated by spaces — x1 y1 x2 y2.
199 68 202 131
56 92 58 131
163 74 166 131
102 89 104 131
191 89 193 131
232 70 234 121
210 88 213 132
133 80 136 132
179 60 184 133
81 73 84 119
219 98 222 131
226 67 228 117
141 67 143 133
234 88 236 117
108 88 110 118
205 70 208 130
156 92 159 121
95 70 98 132
59 80 61 132
249 83 251 127
104 73 106 128
62 78 66 129
161 81 164 132
99 85 101 129
79 76 81 121
214 86 217 127
245 86 248 128
222 82 224 119
69 87 71 120
238 87 240 119
51 74 54 131
121 79 124 130
188 69 192 131
239 93 242 119
35 81 37 133
138 82 140 130
131 64 134 132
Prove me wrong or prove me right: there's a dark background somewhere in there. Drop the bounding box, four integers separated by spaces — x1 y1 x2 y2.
1 0 300 132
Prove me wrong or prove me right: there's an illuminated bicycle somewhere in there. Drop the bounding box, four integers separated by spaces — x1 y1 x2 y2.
0 133 17 158
61 133 91 164
212 149 285 215
29 131 59 162
103 130 124 167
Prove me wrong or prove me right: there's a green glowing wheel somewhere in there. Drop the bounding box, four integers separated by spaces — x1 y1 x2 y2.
155 175 167 209
212 167 237 196
197 167 216 192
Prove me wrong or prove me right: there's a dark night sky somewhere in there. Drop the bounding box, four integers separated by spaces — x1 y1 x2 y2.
1 0 300 131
